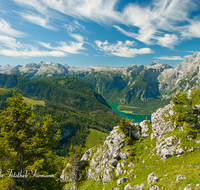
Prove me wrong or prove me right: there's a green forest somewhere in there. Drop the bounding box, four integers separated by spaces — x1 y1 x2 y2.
0 74 121 156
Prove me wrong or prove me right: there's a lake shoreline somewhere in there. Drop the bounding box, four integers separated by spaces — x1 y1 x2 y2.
107 102 151 123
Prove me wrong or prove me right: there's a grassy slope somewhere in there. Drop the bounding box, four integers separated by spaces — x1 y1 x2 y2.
0 87 45 106
22 96 45 106
77 126 200 190
0 88 9 93
85 128 108 149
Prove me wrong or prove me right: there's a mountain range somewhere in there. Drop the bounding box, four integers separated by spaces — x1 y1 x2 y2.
1 52 200 114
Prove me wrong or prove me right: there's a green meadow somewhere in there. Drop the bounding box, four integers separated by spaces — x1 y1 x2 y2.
23 96 45 106
85 128 108 149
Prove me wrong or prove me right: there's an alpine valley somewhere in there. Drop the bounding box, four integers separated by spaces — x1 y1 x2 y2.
0 53 200 190
1 52 200 114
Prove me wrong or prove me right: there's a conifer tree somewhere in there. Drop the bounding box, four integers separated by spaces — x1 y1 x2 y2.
0 89 63 190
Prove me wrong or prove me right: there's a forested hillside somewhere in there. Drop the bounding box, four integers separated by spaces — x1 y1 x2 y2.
0 74 121 156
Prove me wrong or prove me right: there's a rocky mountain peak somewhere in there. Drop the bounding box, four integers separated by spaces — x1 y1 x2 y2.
149 61 158 66
159 52 200 98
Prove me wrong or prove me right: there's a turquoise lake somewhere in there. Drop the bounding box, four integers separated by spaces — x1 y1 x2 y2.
108 102 151 123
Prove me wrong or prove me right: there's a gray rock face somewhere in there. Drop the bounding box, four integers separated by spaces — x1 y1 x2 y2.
147 172 158 185
60 169 69 183
117 177 128 186
159 52 200 98
130 123 141 139
140 120 151 138
119 149 130 160
102 165 114 184
151 103 175 138
81 148 94 161
81 126 130 184
156 136 183 159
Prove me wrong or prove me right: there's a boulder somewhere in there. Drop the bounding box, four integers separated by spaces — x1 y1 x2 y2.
150 185 159 190
115 163 124 178
134 185 141 190
131 123 141 139
102 172 111 184
156 136 182 159
134 183 144 190
124 183 133 190
139 120 150 133
102 165 115 184
176 147 184 157
176 174 186 182
147 172 158 185
119 149 130 160
187 147 194 152
117 177 128 186
184 186 191 190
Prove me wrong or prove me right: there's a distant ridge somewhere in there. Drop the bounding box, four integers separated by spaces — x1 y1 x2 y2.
0 52 199 114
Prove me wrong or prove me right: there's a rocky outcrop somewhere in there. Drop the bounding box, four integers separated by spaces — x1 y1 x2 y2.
147 172 158 185
156 136 183 159
77 125 149 185
80 126 131 184
151 103 175 138
130 123 141 139
139 120 150 137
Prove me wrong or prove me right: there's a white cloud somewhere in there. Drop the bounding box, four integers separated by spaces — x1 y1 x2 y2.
0 49 66 57
115 0 196 47
113 25 156 45
0 35 22 49
0 36 66 57
0 34 85 57
64 20 85 33
156 56 183 60
181 21 200 38
58 41 85 54
156 34 179 48
0 19 24 37
65 24 76 33
73 20 85 29
38 41 86 54
70 33 84 42
95 40 153 58
13 0 47 15
41 0 122 24
12 0 200 49
20 12 56 30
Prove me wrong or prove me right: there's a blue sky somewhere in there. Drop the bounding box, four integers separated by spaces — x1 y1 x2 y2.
0 0 200 68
